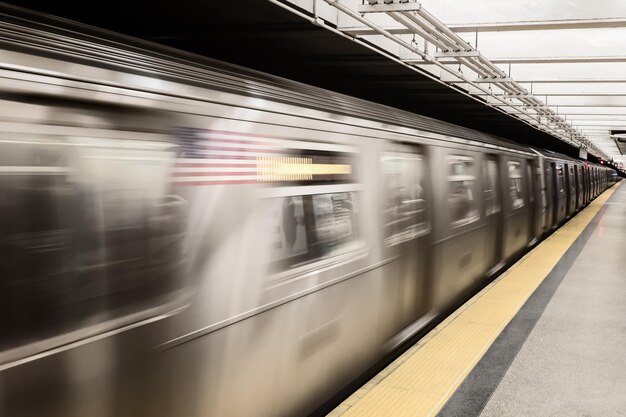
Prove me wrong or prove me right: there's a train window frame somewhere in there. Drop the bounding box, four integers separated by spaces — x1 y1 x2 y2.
507 160 525 210
259 182 367 282
447 155 480 228
381 150 429 246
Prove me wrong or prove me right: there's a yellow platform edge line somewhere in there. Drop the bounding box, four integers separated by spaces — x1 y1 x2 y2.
328 183 621 417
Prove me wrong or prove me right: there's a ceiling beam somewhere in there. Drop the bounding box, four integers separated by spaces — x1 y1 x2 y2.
558 110 626 115
475 92 626 97
514 78 626 83
566 116 626 121
422 56 626 65
447 18 626 33
339 18 626 35
491 56 626 64
496 103 626 108
571 122 626 126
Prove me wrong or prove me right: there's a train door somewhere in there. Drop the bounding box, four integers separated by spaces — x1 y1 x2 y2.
544 161 555 229
553 162 567 224
429 148 489 310
482 154 502 271
585 166 593 204
567 163 578 216
581 165 588 205
598 168 602 193
572 165 578 210
576 165 584 209
380 143 430 328
501 157 531 260
564 164 576 216
564 163 570 216
526 158 542 241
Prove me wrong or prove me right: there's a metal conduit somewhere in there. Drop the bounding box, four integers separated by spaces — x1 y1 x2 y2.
399 12 459 51
388 14 448 51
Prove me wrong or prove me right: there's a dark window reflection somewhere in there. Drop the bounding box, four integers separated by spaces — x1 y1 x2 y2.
508 161 524 209
382 152 427 245
0 138 186 352
482 159 500 215
448 156 479 227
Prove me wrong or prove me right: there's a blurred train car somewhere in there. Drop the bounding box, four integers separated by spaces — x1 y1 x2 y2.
0 13 618 417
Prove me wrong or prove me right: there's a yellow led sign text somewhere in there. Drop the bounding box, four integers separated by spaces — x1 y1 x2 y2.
256 156 352 182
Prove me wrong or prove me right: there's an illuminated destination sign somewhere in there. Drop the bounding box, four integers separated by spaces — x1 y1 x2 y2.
256 156 352 182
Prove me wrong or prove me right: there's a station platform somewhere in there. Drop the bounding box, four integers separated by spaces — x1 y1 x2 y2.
328 182 624 417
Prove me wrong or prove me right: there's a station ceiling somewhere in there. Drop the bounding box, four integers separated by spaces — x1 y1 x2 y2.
4 0 625 162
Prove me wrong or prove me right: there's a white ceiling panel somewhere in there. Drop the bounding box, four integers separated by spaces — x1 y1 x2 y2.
418 0 626 25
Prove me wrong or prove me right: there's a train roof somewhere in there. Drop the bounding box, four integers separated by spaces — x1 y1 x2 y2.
533 148 580 162
533 148 612 169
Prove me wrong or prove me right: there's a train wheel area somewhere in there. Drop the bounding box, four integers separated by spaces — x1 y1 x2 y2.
327 182 623 417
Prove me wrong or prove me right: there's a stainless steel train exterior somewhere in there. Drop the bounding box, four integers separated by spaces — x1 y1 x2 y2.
0 16 618 417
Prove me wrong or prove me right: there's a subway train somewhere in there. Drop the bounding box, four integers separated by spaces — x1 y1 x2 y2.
0 13 618 417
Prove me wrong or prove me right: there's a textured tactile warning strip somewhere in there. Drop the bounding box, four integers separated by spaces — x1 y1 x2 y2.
327 183 621 417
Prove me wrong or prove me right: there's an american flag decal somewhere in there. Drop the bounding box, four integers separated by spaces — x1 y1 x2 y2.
173 128 278 186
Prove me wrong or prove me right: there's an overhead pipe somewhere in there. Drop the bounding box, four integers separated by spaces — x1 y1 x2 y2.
322 0 588 147
387 13 449 51
398 11 460 51
458 57 491 77
411 7 474 50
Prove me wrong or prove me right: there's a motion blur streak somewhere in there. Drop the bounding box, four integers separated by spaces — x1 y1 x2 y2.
0 12 618 417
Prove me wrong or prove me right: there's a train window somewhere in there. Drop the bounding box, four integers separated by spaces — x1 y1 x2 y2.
381 152 427 245
556 165 565 193
508 161 525 209
0 137 186 354
482 159 500 215
447 156 479 227
265 191 360 271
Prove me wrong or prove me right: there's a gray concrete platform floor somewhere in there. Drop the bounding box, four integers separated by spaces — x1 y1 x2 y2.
479 185 626 417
